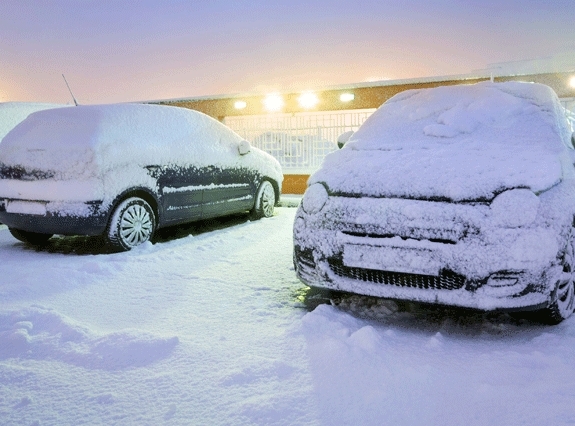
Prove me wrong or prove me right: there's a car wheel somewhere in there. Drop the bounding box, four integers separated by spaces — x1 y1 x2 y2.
251 181 275 219
542 229 575 324
107 197 156 251
9 228 53 245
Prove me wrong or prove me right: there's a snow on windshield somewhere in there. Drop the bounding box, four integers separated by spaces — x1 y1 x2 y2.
0 102 68 142
349 81 570 151
311 82 572 201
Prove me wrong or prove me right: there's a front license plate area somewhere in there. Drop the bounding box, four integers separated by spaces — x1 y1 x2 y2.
343 243 441 276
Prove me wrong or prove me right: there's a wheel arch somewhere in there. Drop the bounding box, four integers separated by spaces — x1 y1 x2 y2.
106 187 161 227
259 176 281 205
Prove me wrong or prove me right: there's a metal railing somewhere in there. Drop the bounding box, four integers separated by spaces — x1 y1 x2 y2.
225 109 375 173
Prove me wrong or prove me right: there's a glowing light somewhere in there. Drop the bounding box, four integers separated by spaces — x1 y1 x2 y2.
570 76 575 89
298 92 319 109
340 93 355 102
263 93 284 112
234 100 247 110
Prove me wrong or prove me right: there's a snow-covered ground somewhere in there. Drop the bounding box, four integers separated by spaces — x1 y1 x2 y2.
1 207 575 425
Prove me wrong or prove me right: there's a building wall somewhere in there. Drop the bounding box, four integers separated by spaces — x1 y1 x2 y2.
153 72 575 118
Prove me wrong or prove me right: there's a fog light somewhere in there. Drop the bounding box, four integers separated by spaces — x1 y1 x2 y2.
487 276 518 287
478 274 525 298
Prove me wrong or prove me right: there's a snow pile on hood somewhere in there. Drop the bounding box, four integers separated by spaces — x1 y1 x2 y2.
0 103 282 182
0 102 68 142
310 82 572 201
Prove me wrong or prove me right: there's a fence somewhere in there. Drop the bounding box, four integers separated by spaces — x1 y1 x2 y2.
224 109 375 173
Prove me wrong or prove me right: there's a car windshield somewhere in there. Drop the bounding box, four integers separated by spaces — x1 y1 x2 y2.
347 81 570 154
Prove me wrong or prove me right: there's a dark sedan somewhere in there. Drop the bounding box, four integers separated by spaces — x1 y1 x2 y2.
0 103 282 250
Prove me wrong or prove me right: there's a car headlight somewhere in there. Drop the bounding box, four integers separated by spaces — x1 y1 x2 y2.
302 183 329 214
490 189 539 228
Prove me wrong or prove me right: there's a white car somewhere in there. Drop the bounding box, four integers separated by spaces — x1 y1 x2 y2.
294 81 575 323
0 103 282 250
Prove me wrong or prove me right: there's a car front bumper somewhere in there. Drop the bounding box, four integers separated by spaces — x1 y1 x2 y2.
293 196 564 311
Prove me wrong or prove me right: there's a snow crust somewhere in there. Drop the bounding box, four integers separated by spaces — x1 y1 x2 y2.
1 209 575 425
311 82 572 201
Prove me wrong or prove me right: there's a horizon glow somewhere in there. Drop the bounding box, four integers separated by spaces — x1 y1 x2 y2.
0 1 574 104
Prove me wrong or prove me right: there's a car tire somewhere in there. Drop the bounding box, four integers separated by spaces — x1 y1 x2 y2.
251 181 276 219
107 197 156 251
541 229 575 324
9 228 53 245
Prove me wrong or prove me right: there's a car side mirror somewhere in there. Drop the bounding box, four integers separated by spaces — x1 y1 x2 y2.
571 132 575 149
337 130 354 149
238 140 251 155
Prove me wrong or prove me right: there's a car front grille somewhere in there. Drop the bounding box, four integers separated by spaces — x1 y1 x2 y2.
328 257 465 291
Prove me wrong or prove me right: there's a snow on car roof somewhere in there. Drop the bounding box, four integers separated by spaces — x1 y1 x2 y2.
0 103 249 174
0 102 68 142
2 102 242 153
311 82 573 201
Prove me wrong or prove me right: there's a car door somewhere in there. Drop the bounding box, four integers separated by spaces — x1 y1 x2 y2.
200 128 258 219
153 164 208 225
201 162 256 219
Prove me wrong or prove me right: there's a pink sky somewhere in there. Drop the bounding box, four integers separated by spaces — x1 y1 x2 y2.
1 0 574 104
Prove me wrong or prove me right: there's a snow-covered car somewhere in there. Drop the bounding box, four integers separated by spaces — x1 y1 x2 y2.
294 81 575 323
0 104 282 250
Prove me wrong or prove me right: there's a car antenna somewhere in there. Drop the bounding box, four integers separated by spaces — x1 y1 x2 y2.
62 74 79 106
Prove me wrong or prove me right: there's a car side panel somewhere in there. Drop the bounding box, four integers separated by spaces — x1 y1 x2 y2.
201 167 257 218
154 165 206 224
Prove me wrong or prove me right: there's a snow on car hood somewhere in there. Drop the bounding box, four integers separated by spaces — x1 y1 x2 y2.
310 82 571 201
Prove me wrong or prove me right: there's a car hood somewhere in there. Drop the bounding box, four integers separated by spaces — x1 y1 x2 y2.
309 143 563 201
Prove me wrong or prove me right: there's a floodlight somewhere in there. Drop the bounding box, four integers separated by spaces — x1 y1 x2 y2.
263 94 284 112
298 92 319 109
340 93 355 102
234 100 247 110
